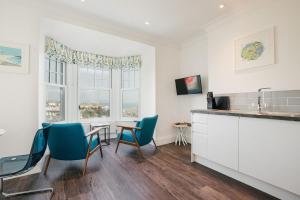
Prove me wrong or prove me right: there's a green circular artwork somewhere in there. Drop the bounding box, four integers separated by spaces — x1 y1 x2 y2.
241 41 264 61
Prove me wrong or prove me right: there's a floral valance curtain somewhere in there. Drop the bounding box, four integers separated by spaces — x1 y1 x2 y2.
45 36 142 69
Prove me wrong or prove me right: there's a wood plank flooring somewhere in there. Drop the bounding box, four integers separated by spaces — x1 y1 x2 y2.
4 141 278 200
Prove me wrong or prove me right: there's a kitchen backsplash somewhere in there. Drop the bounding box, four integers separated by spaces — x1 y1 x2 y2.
216 90 300 113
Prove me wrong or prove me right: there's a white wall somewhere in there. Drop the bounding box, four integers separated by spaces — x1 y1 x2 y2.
177 0 300 141
155 45 181 144
177 36 208 142
207 0 300 94
0 1 41 157
0 0 180 164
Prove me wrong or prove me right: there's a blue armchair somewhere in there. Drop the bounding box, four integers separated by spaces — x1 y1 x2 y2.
42 123 103 176
0 126 53 199
115 115 158 158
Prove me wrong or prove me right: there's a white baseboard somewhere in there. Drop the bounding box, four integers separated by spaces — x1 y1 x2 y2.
156 135 176 146
156 135 191 146
193 155 300 200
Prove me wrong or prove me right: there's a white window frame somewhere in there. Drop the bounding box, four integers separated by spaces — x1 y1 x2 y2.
44 56 67 123
120 68 141 121
77 65 112 122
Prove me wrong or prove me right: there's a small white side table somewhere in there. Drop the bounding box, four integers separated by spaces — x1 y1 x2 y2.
173 123 191 146
90 123 111 145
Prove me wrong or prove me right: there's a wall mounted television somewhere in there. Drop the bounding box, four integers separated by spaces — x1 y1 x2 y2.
175 75 202 95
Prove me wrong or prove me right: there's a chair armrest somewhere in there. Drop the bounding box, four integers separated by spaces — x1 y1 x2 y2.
117 125 142 131
85 127 105 137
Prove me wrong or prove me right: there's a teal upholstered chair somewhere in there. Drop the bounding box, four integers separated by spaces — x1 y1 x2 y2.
115 115 158 158
42 123 103 176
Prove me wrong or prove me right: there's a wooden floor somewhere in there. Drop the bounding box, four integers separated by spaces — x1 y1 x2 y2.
4 141 278 200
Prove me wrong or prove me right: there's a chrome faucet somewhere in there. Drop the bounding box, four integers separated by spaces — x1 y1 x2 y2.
257 87 271 112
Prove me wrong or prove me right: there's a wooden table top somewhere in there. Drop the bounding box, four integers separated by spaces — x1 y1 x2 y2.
173 122 191 128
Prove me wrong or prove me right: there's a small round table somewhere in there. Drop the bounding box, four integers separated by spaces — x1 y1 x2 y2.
173 123 191 146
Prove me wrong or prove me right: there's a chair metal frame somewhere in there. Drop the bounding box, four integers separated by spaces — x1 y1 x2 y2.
0 128 54 199
0 178 53 199
43 127 104 176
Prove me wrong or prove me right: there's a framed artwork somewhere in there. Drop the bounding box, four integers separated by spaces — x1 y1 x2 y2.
0 41 29 73
235 27 275 71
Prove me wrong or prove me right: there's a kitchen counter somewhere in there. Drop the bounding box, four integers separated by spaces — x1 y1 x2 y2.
191 109 300 122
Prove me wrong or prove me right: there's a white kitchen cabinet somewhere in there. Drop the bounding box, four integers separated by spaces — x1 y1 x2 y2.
191 113 208 158
192 133 208 158
192 113 208 124
207 115 239 170
239 117 300 195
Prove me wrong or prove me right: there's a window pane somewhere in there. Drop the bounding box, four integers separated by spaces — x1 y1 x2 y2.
60 74 64 85
124 80 129 89
79 66 94 88
57 74 62 85
79 90 110 119
95 68 110 88
122 89 139 118
135 70 140 88
45 86 65 122
50 72 56 84
57 62 64 74
44 58 50 83
130 71 135 88
122 70 129 88
44 71 49 83
122 69 140 89
50 59 56 73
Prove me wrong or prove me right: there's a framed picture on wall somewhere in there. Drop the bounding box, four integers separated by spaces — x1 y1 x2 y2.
0 41 29 74
235 27 275 71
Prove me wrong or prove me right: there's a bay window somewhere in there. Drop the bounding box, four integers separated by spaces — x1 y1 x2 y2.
43 37 143 123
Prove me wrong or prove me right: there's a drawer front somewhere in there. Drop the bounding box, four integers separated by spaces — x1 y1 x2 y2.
192 132 208 158
192 113 208 124
192 123 207 134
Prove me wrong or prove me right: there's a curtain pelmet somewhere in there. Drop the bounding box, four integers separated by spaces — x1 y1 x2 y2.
45 36 142 69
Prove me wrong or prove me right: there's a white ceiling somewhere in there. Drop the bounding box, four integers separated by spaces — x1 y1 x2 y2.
42 19 155 57
46 0 260 43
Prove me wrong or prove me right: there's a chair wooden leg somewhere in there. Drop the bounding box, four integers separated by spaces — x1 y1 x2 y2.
115 128 123 154
43 155 51 175
115 140 121 153
83 156 89 176
129 129 144 159
152 138 158 150
99 142 103 158
97 133 103 158
99 144 103 158
136 145 144 159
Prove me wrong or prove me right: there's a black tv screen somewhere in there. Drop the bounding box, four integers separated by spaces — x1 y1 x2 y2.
175 75 202 95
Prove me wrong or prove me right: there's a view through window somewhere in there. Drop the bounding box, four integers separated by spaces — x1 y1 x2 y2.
78 65 111 119
44 57 66 122
121 69 140 118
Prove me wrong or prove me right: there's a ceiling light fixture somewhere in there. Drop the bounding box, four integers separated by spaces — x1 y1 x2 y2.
219 4 225 9
81 0 85 2
145 21 150 25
